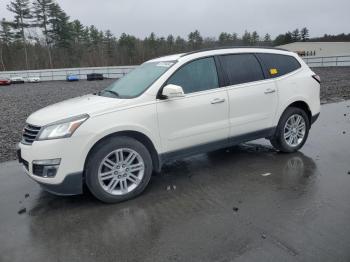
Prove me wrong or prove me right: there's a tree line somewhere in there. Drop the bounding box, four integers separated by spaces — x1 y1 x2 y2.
0 0 345 71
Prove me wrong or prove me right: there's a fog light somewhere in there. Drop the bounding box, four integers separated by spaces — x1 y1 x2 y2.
32 159 61 178
33 159 61 165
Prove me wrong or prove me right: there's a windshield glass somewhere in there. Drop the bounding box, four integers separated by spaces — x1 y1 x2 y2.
100 61 175 98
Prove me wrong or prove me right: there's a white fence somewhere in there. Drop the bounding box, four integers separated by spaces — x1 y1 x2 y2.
303 55 350 67
1 55 350 81
0 66 137 81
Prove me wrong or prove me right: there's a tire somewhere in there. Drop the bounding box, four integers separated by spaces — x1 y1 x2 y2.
85 136 153 203
270 107 310 153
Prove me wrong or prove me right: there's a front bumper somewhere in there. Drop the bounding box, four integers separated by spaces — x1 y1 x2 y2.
17 138 86 195
35 171 83 195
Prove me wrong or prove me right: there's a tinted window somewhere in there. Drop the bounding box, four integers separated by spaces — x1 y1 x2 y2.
167 57 219 94
219 54 264 86
256 53 301 78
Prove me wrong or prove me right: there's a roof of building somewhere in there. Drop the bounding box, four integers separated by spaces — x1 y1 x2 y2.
278 41 350 48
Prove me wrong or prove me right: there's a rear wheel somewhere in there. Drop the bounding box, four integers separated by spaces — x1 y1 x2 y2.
86 136 153 203
270 107 310 153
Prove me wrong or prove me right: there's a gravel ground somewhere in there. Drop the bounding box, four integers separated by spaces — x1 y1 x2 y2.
313 67 350 103
0 67 349 162
0 79 114 162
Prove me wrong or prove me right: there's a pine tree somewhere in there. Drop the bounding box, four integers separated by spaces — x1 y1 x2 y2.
0 19 15 70
48 3 72 48
300 27 309 42
118 33 137 64
242 30 251 46
81 26 91 47
0 19 14 44
175 36 186 51
33 0 55 68
103 30 116 65
71 20 84 44
7 0 33 70
263 33 271 44
251 31 259 45
89 25 100 46
219 32 233 46
188 30 203 50
231 33 238 44
292 29 300 42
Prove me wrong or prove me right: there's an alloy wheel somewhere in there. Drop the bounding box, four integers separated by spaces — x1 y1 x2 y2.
98 148 145 195
283 114 306 147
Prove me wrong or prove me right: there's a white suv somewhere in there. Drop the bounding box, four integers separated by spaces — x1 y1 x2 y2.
17 47 320 203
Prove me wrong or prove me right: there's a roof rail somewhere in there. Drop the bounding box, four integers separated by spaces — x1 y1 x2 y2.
180 46 288 57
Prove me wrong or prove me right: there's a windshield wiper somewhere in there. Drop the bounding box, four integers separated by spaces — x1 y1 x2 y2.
103 90 120 97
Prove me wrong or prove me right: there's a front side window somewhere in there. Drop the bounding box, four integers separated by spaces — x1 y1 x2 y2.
101 61 175 98
219 54 264 86
256 53 301 78
167 57 219 94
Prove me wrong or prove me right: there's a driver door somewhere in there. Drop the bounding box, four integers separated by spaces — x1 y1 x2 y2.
156 57 229 156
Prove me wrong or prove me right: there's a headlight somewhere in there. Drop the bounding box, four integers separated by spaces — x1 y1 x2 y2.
38 114 89 140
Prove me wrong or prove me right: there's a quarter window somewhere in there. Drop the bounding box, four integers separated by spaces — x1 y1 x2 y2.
167 57 219 94
219 54 264 86
256 53 301 78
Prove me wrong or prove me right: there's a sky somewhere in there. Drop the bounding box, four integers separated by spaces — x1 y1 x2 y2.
1 0 349 39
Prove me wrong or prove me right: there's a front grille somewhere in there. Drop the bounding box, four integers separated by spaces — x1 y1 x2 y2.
22 124 41 145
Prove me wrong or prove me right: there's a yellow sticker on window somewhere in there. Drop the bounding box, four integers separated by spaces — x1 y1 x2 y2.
270 68 278 75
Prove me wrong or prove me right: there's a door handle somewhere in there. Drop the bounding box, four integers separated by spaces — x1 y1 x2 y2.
264 88 276 94
211 98 225 104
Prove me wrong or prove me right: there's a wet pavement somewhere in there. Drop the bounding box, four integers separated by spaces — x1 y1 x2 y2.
0 101 350 262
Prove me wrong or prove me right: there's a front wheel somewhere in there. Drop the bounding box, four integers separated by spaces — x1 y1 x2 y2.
85 136 153 203
270 107 310 153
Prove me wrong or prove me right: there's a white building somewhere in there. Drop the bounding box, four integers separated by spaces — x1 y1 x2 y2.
277 42 350 57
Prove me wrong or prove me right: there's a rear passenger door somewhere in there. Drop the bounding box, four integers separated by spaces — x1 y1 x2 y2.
219 53 278 137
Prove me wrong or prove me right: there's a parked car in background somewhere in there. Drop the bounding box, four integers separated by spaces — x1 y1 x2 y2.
18 47 321 203
66 74 79 81
10 76 25 84
87 73 104 81
0 78 11 85
27 76 41 83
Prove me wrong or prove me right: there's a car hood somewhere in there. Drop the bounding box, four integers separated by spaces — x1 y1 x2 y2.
27 94 133 126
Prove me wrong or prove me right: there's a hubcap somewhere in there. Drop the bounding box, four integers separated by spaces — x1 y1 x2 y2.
98 148 145 195
284 114 306 147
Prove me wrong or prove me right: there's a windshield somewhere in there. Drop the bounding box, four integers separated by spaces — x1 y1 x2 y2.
100 61 176 98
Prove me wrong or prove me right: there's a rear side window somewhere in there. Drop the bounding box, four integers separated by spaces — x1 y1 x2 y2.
256 53 301 78
219 54 264 86
167 57 219 94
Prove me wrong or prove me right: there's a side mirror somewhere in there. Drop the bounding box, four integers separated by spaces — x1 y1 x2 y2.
162 84 185 99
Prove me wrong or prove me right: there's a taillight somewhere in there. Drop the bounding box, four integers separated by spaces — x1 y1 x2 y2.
312 74 321 83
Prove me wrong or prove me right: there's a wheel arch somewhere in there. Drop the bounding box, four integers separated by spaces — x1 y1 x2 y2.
83 130 161 176
286 100 312 124
278 99 312 126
